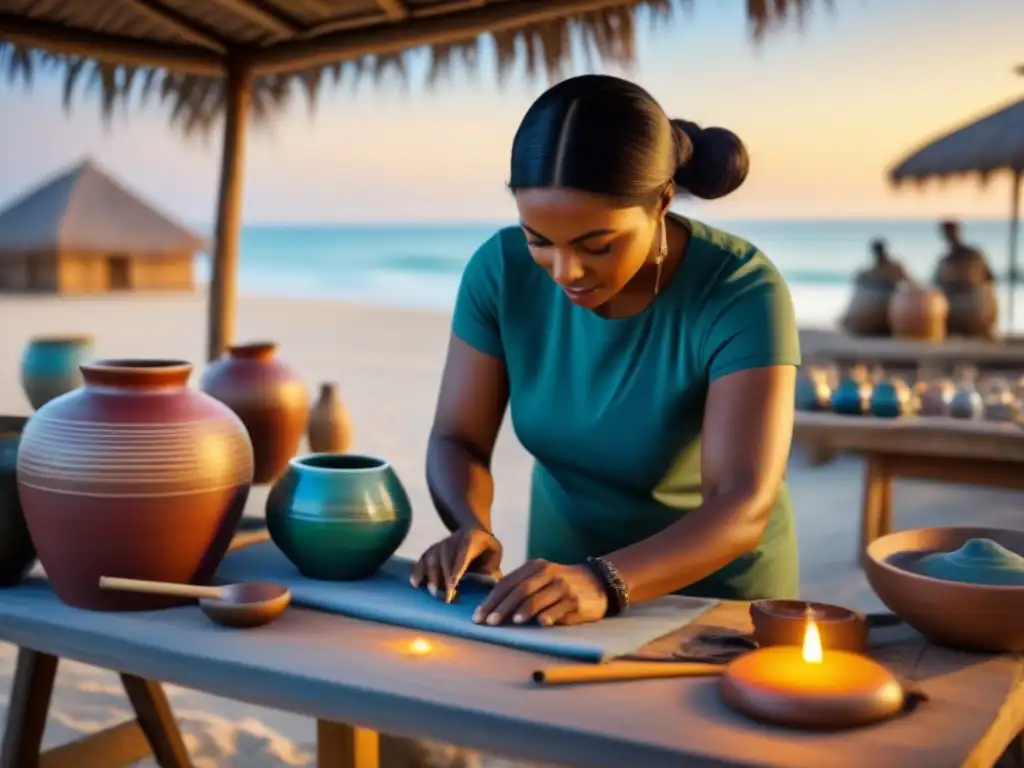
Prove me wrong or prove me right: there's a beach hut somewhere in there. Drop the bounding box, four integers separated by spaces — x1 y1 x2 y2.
0 158 205 294
0 0 815 357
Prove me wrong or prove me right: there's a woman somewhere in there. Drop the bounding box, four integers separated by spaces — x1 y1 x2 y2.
410 74 800 627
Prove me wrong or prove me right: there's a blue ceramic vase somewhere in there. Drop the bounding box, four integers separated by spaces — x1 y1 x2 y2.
0 418 35 586
869 378 913 418
20 335 94 410
266 453 412 581
912 538 1024 586
831 375 871 416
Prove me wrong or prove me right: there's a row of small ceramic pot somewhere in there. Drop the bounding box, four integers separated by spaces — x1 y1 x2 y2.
2 343 411 613
19 335 354 463
796 365 1022 421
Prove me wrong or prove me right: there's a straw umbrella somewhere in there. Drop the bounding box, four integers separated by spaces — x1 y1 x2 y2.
0 0 817 360
888 90 1024 328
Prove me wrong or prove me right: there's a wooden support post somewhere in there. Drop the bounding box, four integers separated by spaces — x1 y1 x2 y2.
206 56 253 362
317 720 379 768
120 674 192 767
858 454 893 568
0 649 58 768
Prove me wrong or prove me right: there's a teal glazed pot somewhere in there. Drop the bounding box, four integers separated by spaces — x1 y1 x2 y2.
266 453 412 581
20 335 94 410
0 417 35 586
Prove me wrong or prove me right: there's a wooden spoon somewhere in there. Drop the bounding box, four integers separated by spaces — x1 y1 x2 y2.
99 576 291 629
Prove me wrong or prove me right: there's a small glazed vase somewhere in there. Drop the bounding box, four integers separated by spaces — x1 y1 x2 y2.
307 382 354 453
17 360 254 610
0 418 35 586
266 453 412 581
915 378 955 417
888 281 948 341
201 342 310 485
870 377 913 419
981 380 1020 422
948 382 984 420
20 334 94 410
831 371 871 416
795 367 832 412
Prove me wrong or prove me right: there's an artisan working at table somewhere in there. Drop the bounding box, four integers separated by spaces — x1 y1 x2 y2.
411 74 801 626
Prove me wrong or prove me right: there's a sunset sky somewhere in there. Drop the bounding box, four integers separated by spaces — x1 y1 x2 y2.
0 0 1022 225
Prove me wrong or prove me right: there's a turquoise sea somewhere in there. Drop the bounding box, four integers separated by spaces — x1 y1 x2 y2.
193 218 1024 330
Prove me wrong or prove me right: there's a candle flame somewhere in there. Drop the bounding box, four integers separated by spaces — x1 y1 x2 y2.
802 618 823 664
408 637 433 656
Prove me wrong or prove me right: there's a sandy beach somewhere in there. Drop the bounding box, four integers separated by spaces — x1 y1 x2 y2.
2 292 1024 767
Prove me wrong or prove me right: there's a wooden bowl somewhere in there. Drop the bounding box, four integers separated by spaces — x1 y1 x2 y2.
865 527 1024 652
751 600 868 653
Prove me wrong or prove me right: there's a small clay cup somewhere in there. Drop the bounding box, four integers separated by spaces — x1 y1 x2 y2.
865 527 1024 652
751 599 869 653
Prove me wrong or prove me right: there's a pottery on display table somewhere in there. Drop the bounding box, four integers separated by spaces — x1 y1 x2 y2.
794 367 832 412
266 453 412 581
16 360 254 611
948 382 983 420
841 284 894 337
201 342 310 484
865 526 1024 652
750 599 868 653
888 281 948 341
20 334 94 410
980 380 1020 422
307 382 355 453
831 371 871 416
869 377 913 419
914 378 954 416
0 417 35 586
942 283 999 339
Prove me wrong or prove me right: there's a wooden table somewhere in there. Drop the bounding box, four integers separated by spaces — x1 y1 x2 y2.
793 413 1024 563
799 332 1024 373
2 577 1023 767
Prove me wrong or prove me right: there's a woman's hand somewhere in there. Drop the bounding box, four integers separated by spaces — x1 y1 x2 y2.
410 526 503 602
472 559 608 627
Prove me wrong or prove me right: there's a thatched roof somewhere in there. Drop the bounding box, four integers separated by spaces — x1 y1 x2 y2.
0 0 819 134
0 157 206 255
889 94 1024 185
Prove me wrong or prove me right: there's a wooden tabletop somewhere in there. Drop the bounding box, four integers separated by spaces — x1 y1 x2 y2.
793 412 1024 462
800 333 1024 371
0 581 1021 767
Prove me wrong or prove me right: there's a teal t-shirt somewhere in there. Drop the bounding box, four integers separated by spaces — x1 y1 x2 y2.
450 217 801 600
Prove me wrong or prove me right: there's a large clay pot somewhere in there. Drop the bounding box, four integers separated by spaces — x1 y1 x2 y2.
307 382 354 453
841 284 894 337
943 283 999 338
16 360 254 611
888 282 948 341
266 453 412 581
0 417 35 586
201 342 309 485
20 334 94 410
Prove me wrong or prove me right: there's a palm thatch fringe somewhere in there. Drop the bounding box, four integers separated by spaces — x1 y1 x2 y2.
0 0 818 136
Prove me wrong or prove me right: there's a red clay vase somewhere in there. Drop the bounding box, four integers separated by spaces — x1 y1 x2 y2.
16 360 254 611
307 382 354 454
200 342 309 484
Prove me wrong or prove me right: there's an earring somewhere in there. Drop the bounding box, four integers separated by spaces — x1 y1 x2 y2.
654 221 668 296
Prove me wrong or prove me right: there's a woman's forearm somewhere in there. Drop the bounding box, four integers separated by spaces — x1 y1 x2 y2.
426 433 497 533
603 488 773 604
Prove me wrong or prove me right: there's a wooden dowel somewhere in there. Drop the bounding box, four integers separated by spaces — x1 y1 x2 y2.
229 529 271 552
98 577 224 601
533 661 725 686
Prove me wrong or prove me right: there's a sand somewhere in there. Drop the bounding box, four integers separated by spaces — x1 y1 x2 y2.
2 291 1024 767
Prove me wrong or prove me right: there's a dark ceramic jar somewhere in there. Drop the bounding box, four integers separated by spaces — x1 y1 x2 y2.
266 453 412 581
201 342 310 485
17 360 254 610
0 417 35 586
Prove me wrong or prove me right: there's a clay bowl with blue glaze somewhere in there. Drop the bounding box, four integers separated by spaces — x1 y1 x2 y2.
265 453 412 581
865 526 1024 652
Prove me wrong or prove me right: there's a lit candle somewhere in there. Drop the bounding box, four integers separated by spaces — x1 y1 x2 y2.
719 613 906 728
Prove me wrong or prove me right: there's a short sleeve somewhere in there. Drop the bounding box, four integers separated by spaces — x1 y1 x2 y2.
451 232 505 359
701 253 801 383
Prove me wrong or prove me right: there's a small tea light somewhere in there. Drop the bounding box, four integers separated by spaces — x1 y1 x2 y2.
719 613 906 729
406 637 433 656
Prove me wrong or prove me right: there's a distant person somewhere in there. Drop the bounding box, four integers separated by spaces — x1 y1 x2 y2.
411 74 801 629
855 239 908 287
933 220 994 287
932 220 998 337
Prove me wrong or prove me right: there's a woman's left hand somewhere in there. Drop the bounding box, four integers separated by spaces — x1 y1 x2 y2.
472 559 608 627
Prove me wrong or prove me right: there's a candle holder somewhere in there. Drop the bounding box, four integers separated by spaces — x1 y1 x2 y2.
718 613 906 730
751 599 868 653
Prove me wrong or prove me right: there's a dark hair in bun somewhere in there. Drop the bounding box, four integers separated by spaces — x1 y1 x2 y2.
508 74 748 206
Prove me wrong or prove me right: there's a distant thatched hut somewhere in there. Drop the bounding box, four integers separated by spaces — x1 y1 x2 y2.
0 159 205 294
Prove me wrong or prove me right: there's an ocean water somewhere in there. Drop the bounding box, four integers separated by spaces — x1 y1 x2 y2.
194 218 1024 331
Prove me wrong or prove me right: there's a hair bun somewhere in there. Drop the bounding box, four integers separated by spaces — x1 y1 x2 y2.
670 119 749 200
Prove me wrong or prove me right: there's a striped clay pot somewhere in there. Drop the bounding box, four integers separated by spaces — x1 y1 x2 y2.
200 342 310 485
16 360 254 611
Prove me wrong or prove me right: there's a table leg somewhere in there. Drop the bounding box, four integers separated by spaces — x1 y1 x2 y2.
0 648 58 768
859 454 894 568
120 674 192 768
317 720 379 768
